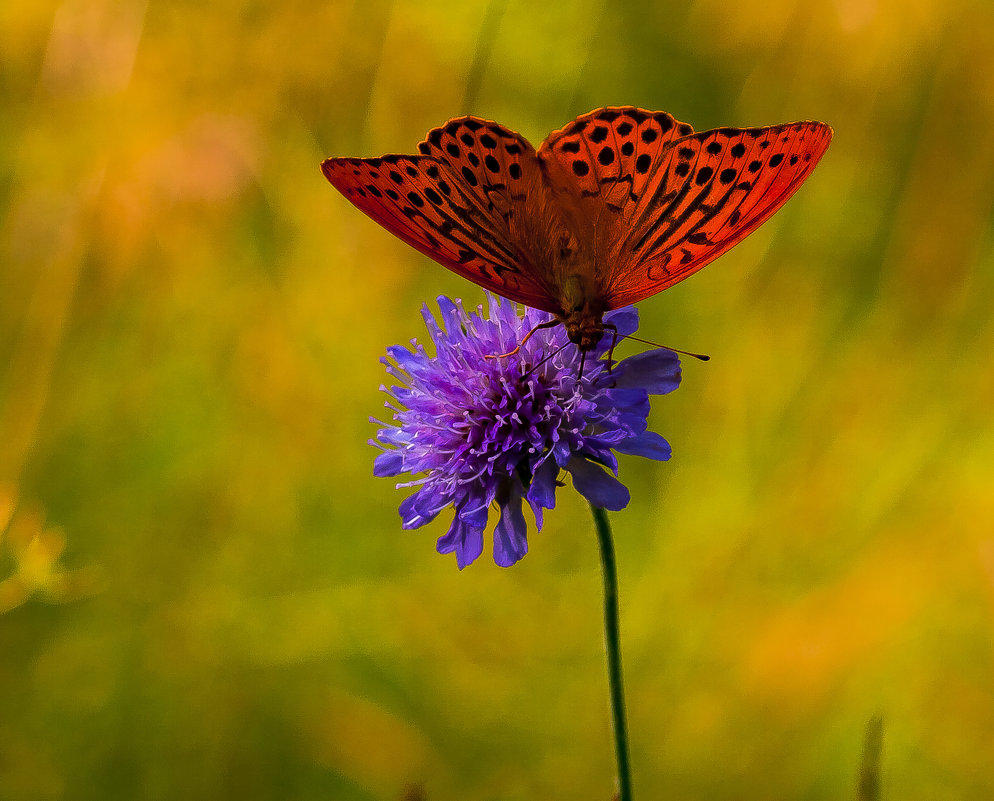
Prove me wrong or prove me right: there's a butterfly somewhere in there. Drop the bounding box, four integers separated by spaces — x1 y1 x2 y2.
322 107 832 352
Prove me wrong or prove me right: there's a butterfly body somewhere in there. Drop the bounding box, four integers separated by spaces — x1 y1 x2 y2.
322 107 832 351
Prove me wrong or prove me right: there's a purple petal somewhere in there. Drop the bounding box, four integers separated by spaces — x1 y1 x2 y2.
587 309 638 358
602 387 652 415
566 457 630 511
435 295 459 328
551 441 573 468
526 457 559 511
486 292 506 321
373 450 404 477
385 344 420 372
493 490 528 567
612 349 682 395
398 490 443 529
436 516 485 569
604 307 639 338
527 499 544 530
398 492 428 528
614 431 672 461
580 445 620 474
457 503 489 528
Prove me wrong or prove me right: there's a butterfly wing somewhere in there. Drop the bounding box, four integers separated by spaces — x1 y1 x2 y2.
539 106 696 218
607 121 834 306
322 117 558 311
537 108 833 308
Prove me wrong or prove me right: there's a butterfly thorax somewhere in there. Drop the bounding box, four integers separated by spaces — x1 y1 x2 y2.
556 272 607 351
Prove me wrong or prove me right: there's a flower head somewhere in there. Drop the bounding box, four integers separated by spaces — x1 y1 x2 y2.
372 294 681 568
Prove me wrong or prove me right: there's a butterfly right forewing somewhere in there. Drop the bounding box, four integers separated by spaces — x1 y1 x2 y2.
604 121 832 306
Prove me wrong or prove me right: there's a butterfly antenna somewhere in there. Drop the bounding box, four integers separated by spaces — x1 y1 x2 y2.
621 333 710 361
522 340 571 378
486 318 560 360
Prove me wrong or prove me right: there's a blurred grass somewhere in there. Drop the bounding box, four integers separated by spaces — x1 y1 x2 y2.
2 0 994 799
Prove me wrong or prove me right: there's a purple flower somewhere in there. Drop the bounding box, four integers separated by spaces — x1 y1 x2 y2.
372 295 681 569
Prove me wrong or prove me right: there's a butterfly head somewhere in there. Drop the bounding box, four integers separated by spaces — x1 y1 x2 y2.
557 273 607 352
562 310 605 352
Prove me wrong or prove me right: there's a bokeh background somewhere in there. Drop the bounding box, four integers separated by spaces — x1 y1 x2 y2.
2 0 993 798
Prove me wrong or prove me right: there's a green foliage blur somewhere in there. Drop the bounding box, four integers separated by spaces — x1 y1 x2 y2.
2 1 993 799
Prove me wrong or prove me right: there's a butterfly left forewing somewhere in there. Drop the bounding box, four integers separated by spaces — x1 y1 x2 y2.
322 121 559 311
605 120 833 306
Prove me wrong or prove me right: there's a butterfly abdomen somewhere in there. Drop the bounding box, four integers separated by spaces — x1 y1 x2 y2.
498 181 612 349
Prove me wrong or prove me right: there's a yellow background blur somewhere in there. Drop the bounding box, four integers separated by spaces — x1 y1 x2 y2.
2 1 993 799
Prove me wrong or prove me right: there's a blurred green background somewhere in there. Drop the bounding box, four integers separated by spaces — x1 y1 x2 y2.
2 0 993 799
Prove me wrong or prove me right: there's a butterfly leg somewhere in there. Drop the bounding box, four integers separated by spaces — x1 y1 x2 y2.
576 324 618 379
604 323 619 373
485 318 561 360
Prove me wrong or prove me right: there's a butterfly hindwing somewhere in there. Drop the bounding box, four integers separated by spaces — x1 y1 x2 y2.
417 116 536 213
537 106 695 222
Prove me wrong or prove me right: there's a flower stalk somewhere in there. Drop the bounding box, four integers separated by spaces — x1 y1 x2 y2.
591 504 633 801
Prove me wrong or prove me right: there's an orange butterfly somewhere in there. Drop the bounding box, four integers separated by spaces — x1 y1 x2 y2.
322 107 832 351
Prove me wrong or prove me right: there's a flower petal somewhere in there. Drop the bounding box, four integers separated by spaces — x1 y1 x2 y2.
580 445 620 475
493 488 529 567
526 457 559 512
604 307 639 338
614 431 672 461
398 490 443 529
601 388 651 419
612 349 682 395
566 456 630 511
435 295 459 324
457 504 489 529
527 499 544 530
373 449 404 477
436 515 485 569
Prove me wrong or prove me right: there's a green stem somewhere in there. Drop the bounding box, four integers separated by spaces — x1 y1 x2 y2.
590 504 633 801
